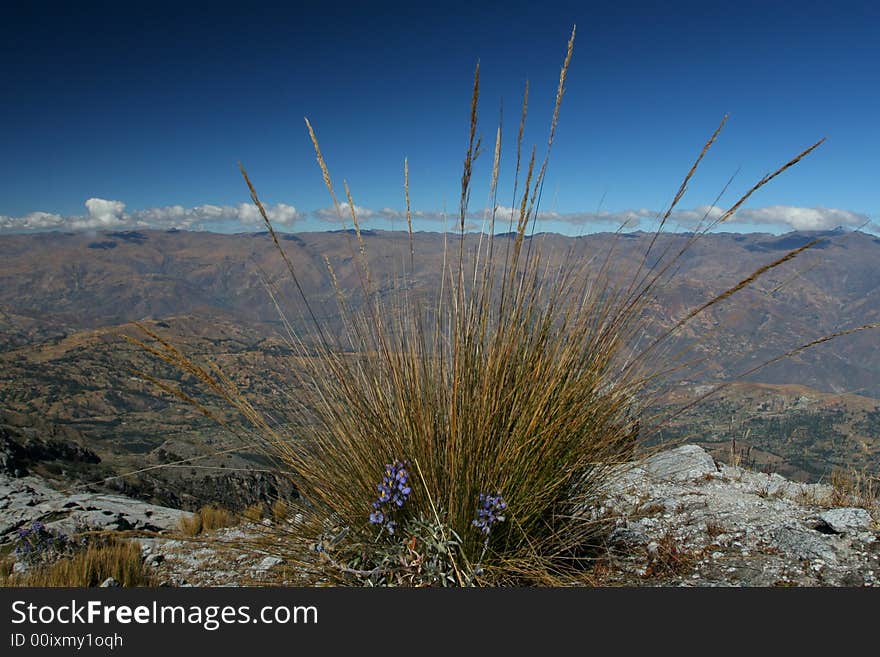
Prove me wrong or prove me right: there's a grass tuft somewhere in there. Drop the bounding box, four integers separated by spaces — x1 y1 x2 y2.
1 538 153 587
129 27 878 585
178 505 238 537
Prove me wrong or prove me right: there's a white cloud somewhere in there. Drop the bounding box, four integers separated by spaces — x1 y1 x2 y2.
229 202 300 226
487 204 870 233
732 206 868 231
314 203 377 223
666 205 726 227
0 211 66 231
0 198 304 232
492 206 655 229
76 197 126 229
306 203 876 234
1 199 872 235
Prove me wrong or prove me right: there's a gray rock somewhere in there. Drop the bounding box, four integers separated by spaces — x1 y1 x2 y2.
256 556 283 571
99 577 119 588
642 445 717 482
608 523 650 548
769 525 838 563
0 473 188 545
815 508 873 534
145 554 165 568
594 446 880 586
766 473 796 497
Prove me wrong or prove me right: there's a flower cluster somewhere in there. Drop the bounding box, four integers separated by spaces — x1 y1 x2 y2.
472 493 507 536
14 521 75 565
369 460 412 535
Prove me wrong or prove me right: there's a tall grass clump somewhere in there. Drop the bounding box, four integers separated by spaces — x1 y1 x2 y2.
2 535 153 588
128 26 877 585
16 540 153 587
178 505 238 537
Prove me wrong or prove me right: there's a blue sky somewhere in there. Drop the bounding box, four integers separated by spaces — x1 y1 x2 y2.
1 1 877 235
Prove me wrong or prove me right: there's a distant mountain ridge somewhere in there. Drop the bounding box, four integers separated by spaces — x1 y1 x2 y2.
1 228 878 494
2 227 878 395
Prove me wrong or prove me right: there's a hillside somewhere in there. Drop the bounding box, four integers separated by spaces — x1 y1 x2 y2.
0 227 878 501
2 227 878 394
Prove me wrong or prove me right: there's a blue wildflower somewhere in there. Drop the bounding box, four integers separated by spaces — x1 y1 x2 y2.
472 493 507 536
369 460 411 533
13 521 75 566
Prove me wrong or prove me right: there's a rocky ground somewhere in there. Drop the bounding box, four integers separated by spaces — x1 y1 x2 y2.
0 474 188 540
137 527 295 587
2 445 878 586
597 445 879 586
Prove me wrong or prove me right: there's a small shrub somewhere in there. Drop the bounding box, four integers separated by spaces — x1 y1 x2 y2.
2 521 153 588
178 505 237 537
325 513 465 587
705 519 725 539
644 532 698 579
205 506 234 530
243 504 266 523
178 512 202 537
830 468 879 519
641 503 666 516
272 499 288 524
311 465 511 586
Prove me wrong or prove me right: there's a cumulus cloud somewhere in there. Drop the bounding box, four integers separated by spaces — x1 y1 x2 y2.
492 206 656 229
732 206 868 231
0 211 67 231
0 198 304 232
79 198 126 228
314 202 377 223
315 205 461 226
1 198 872 235
490 204 870 233
134 202 302 227
307 202 873 234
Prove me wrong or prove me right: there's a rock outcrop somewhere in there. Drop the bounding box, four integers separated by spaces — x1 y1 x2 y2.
0 473 188 541
2 445 877 586
598 445 879 586
1 424 100 477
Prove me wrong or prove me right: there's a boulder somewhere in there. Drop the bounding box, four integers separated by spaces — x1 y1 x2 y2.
642 445 718 482
770 525 838 563
814 508 873 535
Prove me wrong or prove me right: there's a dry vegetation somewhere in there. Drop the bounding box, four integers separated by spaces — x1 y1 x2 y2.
830 468 879 521
127 26 878 585
1 538 154 587
177 505 238 536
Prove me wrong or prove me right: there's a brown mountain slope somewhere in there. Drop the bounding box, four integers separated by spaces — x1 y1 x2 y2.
1 227 879 495
1 227 877 395
1 315 877 490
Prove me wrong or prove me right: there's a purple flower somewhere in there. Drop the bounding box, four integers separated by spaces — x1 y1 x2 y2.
473 493 507 536
13 521 76 565
369 460 411 533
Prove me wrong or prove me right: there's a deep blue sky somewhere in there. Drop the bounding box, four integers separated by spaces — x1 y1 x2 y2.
1 1 877 234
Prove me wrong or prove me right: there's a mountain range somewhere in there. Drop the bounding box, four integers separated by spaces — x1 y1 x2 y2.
0 227 878 501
